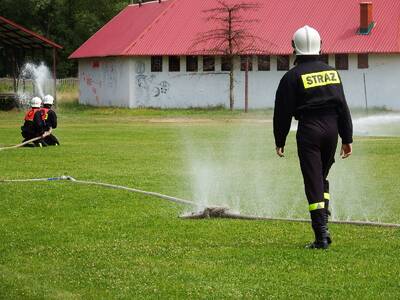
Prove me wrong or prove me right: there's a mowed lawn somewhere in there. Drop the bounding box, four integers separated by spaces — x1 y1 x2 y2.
0 105 399 299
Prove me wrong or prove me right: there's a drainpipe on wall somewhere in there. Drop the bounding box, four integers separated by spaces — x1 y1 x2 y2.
244 56 249 113
363 73 369 115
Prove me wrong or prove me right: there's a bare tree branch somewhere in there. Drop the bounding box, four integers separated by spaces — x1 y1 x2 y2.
190 0 271 110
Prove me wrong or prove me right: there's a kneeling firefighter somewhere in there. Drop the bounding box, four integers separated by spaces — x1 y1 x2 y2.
273 25 353 249
41 94 60 146
21 97 46 147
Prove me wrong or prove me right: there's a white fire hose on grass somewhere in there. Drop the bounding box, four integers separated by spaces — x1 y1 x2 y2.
1 176 193 206
1 176 399 228
0 132 57 151
0 136 43 151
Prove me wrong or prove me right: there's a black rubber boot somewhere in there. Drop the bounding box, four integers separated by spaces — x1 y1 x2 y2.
34 139 48 147
306 209 329 249
305 240 328 249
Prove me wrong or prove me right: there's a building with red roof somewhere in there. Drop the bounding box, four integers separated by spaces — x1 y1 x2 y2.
70 0 400 109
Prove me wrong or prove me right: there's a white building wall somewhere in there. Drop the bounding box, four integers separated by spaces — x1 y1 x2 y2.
233 56 294 108
79 54 400 110
129 55 292 109
130 56 229 108
78 57 131 107
339 54 400 109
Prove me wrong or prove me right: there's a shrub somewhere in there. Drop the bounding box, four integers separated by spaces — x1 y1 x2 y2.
0 95 17 111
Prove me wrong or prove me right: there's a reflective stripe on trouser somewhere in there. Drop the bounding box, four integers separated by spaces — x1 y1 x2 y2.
309 201 325 211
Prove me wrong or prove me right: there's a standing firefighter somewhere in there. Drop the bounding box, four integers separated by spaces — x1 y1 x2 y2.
273 25 353 249
21 97 46 147
41 94 60 146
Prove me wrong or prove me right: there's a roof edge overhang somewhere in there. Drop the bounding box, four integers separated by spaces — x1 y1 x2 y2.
70 50 400 60
127 0 167 8
0 16 63 49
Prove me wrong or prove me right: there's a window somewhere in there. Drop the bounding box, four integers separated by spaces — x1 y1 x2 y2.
320 54 329 65
240 56 253 71
186 56 198 72
169 56 180 72
277 55 290 71
358 54 369 69
203 56 215 71
151 56 163 72
335 54 348 70
221 56 232 71
258 55 270 71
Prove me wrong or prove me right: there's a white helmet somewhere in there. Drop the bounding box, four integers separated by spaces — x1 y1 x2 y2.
292 25 321 55
43 94 54 105
31 97 42 108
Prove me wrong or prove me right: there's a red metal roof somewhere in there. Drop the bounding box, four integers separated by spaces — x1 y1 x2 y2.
0 16 62 49
69 0 400 59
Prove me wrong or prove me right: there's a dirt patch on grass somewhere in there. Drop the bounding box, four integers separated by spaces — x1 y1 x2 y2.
146 118 272 124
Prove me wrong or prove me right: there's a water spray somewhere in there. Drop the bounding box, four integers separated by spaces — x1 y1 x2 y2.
20 62 52 98
1 176 399 228
17 62 53 107
353 113 400 136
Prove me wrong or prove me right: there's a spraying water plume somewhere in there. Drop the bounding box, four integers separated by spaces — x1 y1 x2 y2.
353 113 400 136
182 124 304 219
182 119 400 225
17 62 53 106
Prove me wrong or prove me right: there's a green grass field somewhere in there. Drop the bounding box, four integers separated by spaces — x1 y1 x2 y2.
0 103 399 299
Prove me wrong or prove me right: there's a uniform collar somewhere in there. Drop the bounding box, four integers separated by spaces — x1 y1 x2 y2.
294 55 320 65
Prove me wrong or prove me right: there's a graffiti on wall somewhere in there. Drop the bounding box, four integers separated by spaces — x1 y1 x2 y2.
135 61 146 75
135 60 171 104
152 81 170 97
82 71 101 103
102 61 118 89
82 60 121 104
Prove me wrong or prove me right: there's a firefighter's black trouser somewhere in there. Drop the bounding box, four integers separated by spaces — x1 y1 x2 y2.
21 130 46 147
296 114 338 241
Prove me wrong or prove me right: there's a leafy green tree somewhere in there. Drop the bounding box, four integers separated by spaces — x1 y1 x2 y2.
0 0 154 77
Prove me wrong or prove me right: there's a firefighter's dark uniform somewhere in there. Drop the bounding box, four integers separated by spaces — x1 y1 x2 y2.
273 56 353 247
41 106 60 145
21 108 46 147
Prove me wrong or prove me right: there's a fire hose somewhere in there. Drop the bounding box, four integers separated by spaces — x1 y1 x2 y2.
0 136 43 151
0 132 57 151
1 176 399 228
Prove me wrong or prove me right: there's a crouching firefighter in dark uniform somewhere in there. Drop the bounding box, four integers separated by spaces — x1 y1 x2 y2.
273 25 353 249
41 94 60 146
21 97 47 147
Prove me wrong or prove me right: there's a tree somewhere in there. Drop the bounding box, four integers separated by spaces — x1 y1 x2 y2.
0 0 131 77
193 0 263 110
